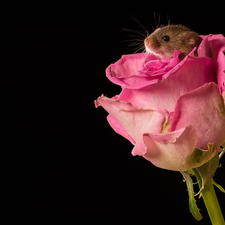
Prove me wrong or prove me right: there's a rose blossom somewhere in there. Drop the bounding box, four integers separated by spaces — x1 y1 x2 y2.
95 34 225 171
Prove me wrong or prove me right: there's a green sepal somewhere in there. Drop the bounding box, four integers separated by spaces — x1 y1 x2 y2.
188 169 195 175
195 153 219 190
186 144 220 171
181 171 203 221
212 179 225 193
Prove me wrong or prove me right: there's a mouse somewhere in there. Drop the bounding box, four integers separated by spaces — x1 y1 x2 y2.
144 24 203 61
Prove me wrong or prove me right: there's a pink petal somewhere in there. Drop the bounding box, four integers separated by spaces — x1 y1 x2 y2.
119 56 217 111
139 50 181 77
107 114 135 145
105 52 186 89
106 53 148 88
198 34 225 93
95 95 168 142
132 125 222 171
171 82 225 150
131 138 147 156
142 125 197 171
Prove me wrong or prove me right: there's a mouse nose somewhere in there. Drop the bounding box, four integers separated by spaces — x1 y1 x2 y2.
144 38 149 47
144 38 153 49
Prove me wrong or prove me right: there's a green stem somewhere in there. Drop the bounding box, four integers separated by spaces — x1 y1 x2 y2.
195 171 225 225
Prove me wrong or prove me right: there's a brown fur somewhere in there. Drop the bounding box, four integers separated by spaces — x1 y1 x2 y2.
144 25 202 60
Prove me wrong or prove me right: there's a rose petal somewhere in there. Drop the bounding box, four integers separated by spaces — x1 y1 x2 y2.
132 125 221 171
106 53 148 87
107 114 136 145
171 82 225 150
106 51 184 89
198 34 225 93
95 95 168 142
141 125 197 171
139 51 181 77
119 56 217 111
131 138 147 156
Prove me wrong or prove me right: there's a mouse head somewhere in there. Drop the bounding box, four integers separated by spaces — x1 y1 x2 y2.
144 25 201 59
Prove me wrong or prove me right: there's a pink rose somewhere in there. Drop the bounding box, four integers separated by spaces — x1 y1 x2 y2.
95 34 225 171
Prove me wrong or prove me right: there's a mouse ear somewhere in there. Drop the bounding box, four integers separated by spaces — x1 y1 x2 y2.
184 32 199 47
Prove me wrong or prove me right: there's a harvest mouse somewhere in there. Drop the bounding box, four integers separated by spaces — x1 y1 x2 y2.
144 25 203 60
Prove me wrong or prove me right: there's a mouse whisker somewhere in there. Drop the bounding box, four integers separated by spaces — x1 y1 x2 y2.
150 23 155 32
132 44 145 54
157 15 160 28
121 28 147 39
126 34 145 39
133 44 144 50
120 38 144 48
129 15 151 36
133 48 144 54
140 48 146 54
153 12 161 28
166 15 170 25
120 38 144 43
125 35 145 42
128 41 144 47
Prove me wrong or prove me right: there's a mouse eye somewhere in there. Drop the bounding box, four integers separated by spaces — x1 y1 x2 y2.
162 35 170 42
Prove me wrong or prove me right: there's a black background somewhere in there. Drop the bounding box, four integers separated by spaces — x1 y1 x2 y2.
3 3 225 224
